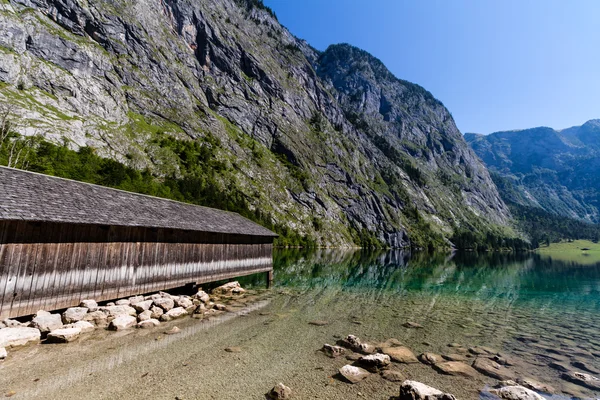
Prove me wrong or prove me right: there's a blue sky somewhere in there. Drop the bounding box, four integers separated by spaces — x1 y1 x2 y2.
263 0 599 134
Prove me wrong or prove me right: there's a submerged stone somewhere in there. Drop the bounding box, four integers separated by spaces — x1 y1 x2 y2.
381 346 418 364
266 383 292 399
338 364 370 384
472 357 515 380
489 385 546 400
398 380 456 400
433 361 478 378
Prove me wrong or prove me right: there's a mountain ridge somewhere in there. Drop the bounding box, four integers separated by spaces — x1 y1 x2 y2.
0 0 517 248
466 119 600 223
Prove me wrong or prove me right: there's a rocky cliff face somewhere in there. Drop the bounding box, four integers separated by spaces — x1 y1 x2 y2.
466 120 600 223
0 0 513 247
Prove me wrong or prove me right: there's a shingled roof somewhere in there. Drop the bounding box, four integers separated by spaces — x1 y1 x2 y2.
0 167 277 237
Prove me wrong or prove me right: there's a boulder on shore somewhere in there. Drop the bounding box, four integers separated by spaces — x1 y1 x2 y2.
62 307 88 324
109 315 137 331
163 307 187 320
0 327 41 348
137 319 160 329
212 281 246 295
266 383 292 399
65 320 95 333
79 300 98 311
150 306 164 320
30 310 63 333
138 310 153 321
399 380 456 400
83 311 109 327
175 296 194 309
153 297 175 312
132 300 154 313
47 327 82 343
192 290 210 303
101 305 137 317
0 347 7 359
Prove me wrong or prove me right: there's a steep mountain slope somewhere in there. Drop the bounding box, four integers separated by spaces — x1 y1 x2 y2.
0 0 514 247
466 120 600 223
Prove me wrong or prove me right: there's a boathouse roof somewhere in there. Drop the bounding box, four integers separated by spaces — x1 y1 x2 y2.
0 167 277 237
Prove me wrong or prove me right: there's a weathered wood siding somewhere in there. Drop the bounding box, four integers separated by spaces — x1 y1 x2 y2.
0 220 273 319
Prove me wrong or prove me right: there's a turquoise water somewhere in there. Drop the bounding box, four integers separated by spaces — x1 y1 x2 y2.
242 249 600 398
3 249 600 399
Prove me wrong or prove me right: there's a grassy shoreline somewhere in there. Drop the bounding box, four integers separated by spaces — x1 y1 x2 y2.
537 239 600 264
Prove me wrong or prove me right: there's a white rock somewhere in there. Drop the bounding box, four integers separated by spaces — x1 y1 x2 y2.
66 321 95 333
0 321 6 329
358 353 391 371
137 319 160 329
101 305 137 317
79 300 98 311
62 307 88 323
83 311 109 327
165 307 187 319
2 319 26 328
138 310 153 321
132 300 153 313
0 347 6 359
30 310 63 333
115 299 130 306
0 327 41 348
153 297 175 311
109 315 137 331
339 364 370 384
47 327 82 343
212 281 245 295
175 296 193 309
106 302 116 306
193 290 210 303
128 295 145 305
399 380 456 400
150 306 164 319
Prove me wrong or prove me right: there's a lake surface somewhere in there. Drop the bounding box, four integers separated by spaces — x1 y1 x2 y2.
2 250 600 399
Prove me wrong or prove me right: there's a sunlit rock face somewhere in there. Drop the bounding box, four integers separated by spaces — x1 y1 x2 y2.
0 0 512 247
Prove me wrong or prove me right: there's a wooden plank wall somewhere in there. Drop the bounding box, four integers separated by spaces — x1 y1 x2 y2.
0 221 274 319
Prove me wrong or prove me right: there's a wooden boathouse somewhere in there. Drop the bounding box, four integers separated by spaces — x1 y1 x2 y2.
0 166 277 319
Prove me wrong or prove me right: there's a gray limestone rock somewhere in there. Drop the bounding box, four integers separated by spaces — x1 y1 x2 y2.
0 327 41 348
30 310 63 333
62 307 89 324
47 327 82 343
109 315 137 331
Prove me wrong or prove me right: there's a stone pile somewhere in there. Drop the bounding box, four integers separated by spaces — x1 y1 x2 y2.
0 281 253 360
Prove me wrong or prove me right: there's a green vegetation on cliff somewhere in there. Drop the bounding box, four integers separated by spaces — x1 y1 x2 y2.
0 131 313 247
